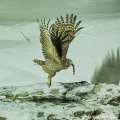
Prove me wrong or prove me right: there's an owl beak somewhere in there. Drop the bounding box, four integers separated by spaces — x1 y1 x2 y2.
71 64 75 75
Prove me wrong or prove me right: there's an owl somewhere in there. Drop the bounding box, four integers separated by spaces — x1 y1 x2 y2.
33 14 83 87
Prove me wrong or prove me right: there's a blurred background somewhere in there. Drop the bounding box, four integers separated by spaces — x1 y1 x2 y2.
0 0 120 86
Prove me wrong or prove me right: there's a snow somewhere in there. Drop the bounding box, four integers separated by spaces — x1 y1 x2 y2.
0 82 119 120
0 0 120 87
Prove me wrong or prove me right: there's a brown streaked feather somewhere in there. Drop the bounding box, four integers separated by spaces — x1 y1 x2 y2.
73 15 77 26
49 14 83 58
37 19 60 63
75 27 83 34
70 13 73 24
66 14 69 24
61 41 70 58
60 16 65 24
59 30 65 40
47 19 50 29
75 20 82 29
49 24 54 31
41 19 43 26
36 19 41 30
57 18 61 24
60 34 69 41
44 18 46 27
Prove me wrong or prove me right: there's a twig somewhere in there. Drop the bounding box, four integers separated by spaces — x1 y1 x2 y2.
20 31 30 43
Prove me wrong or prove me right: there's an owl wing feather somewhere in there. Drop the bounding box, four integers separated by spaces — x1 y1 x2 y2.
50 14 83 59
37 19 60 63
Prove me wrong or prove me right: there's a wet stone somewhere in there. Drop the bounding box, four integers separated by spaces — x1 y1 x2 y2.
109 96 120 103
74 111 85 118
108 101 119 106
36 112 44 118
67 104 76 108
46 95 55 99
50 89 60 95
102 99 108 105
92 84 103 93
16 92 29 97
75 90 81 96
108 96 120 106
62 81 89 90
31 91 44 95
59 102 68 106
114 112 120 119
92 109 102 116
65 91 76 100
47 114 55 120
107 88 112 92
62 118 68 120
5 93 16 100
32 95 45 100
85 111 94 116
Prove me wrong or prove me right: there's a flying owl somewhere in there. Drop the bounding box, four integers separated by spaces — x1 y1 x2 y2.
33 14 83 87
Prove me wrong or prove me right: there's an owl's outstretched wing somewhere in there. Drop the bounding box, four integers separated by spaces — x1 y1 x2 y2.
50 14 83 58
37 19 60 63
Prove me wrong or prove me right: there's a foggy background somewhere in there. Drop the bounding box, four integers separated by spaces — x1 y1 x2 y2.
0 0 120 87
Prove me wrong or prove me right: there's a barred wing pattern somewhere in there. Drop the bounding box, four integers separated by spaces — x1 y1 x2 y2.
50 14 83 58
37 19 60 63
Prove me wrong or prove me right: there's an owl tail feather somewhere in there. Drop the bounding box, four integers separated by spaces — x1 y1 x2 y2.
33 59 45 66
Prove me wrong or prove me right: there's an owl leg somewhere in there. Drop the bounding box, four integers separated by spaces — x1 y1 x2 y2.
47 72 56 87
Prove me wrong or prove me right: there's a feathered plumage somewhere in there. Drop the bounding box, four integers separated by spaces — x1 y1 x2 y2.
33 14 83 87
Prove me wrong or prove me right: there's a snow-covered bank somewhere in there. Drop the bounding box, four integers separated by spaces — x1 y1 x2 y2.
0 82 120 120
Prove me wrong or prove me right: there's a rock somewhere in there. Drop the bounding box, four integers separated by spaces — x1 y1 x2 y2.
47 114 68 120
0 82 119 120
107 88 112 92
92 109 102 116
47 114 55 120
61 81 89 90
74 109 102 119
65 91 76 100
108 96 120 106
92 83 103 93
36 112 44 118
5 92 16 100
31 91 44 95
50 89 60 95
108 101 119 106
114 111 120 119
32 95 45 100
74 111 85 118
102 99 108 105
16 92 29 97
